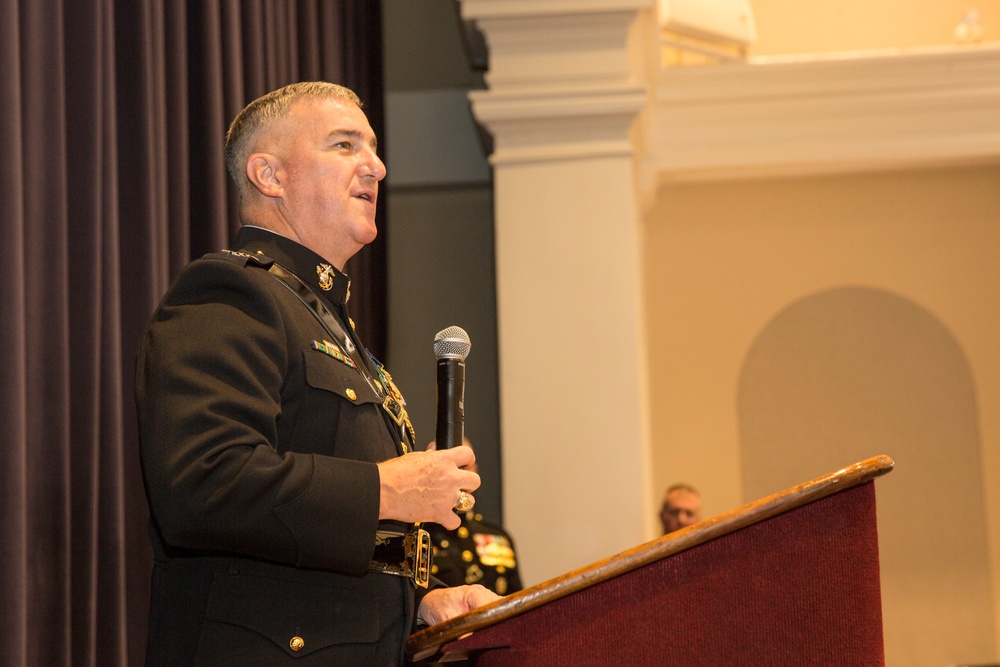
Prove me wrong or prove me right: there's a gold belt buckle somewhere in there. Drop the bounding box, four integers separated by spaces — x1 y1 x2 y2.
407 528 431 588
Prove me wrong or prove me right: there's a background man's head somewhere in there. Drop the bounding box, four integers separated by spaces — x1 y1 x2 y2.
659 483 701 534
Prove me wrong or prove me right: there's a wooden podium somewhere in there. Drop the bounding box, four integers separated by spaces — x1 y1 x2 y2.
408 455 894 666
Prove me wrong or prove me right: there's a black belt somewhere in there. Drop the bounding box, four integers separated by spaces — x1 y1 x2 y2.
369 527 431 588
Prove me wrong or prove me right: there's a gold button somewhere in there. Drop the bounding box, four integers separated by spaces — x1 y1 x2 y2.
462 550 474 562
290 636 305 652
458 527 469 538
345 388 357 401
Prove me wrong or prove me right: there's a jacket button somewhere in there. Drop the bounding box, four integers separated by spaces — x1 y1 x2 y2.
346 388 357 401
290 636 305 652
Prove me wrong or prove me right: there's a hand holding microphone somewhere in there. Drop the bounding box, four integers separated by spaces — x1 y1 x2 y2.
376 446 479 528
377 326 476 527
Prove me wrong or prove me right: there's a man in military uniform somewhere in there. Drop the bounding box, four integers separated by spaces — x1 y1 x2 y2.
135 81 497 666
427 440 522 595
429 510 522 595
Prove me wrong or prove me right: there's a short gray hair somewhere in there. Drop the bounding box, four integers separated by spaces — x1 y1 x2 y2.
224 81 362 193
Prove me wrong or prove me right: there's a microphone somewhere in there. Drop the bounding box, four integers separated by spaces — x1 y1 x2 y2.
434 326 471 450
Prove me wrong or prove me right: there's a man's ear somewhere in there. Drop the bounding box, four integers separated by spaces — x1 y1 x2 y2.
246 153 283 198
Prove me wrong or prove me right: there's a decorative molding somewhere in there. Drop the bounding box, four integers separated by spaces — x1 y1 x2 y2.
459 0 652 166
642 44 1000 188
470 85 646 165
461 0 1000 188
461 0 650 20
469 11 643 92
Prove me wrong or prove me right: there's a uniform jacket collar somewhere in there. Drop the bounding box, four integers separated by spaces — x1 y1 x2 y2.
232 226 352 308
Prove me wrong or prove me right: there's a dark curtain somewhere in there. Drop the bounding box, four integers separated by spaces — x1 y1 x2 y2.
0 1 385 664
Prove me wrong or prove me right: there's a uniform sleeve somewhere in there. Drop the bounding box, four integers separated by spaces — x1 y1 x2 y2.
135 257 380 573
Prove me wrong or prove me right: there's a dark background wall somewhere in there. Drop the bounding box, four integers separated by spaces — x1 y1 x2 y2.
380 0 504 521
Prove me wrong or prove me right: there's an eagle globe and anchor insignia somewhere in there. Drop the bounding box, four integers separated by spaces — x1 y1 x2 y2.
316 263 335 291
317 262 351 302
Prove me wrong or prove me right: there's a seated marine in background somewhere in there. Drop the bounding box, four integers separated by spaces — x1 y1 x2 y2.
427 439 522 595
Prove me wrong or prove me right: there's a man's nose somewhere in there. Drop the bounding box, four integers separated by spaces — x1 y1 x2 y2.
361 148 386 181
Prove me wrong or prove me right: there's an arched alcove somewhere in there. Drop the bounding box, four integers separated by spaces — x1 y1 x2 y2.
738 286 994 666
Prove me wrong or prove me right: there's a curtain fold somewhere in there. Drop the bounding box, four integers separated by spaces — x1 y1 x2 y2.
22 1 74 663
0 2 384 664
0 0 30 659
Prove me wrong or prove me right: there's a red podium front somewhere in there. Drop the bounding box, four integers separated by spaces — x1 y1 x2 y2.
408 455 894 666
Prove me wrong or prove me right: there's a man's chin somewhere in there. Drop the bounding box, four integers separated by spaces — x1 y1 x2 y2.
360 219 378 243
360 227 378 246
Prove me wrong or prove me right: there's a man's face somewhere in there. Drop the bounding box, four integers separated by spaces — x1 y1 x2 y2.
660 490 701 534
268 96 386 268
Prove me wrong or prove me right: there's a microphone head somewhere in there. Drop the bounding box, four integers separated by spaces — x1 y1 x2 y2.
434 326 471 361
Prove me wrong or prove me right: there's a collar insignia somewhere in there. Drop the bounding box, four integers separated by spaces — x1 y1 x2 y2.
316 263 335 291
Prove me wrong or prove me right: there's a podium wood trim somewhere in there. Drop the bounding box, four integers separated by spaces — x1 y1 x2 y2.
408 454 894 662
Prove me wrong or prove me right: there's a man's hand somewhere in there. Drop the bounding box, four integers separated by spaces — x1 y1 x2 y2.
377 447 480 529
417 585 501 627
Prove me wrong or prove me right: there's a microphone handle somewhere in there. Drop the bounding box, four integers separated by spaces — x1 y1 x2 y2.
435 358 465 449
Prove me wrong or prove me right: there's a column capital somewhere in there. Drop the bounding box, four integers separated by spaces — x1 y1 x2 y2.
459 0 655 165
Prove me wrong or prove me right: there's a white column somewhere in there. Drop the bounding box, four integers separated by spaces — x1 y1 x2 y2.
460 0 657 584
